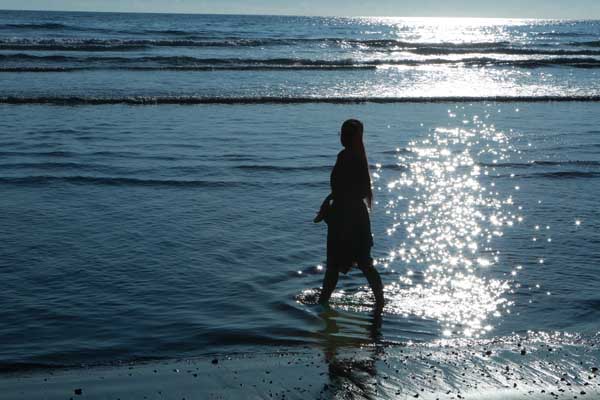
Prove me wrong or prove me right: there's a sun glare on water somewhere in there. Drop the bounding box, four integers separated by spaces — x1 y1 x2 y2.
374 110 522 338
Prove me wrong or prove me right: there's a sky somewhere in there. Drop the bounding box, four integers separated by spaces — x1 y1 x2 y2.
1 0 599 19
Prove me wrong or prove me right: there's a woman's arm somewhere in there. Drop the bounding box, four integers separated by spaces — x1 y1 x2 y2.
360 157 373 210
314 193 333 223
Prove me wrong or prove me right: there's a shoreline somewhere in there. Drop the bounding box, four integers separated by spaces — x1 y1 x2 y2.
3 335 599 400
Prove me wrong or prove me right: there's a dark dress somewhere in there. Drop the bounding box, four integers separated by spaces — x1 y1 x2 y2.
326 149 373 274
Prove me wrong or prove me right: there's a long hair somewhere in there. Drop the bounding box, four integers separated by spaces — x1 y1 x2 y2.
341 119 373 208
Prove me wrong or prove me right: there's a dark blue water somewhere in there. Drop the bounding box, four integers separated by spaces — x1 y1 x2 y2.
0 11 599 371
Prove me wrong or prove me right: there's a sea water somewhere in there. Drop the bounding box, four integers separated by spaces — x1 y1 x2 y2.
0 10 599 370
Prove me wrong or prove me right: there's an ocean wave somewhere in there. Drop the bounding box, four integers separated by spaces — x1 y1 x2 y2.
0 150 76 157
2 37 591 55
2 95 600 105
570 40 600 47
497 171 600 179
528 171 600 179
481 160 600 168
1 54 371 65
0 162 131 175
0 353 175 373
0 161 107 169
0 175 251 187
236 165 330 172
4 54 600 70
0 67 84 72
0 65 377 72
0 37 517 50
0 149 197 161
0 38 279 51
143 28 201 36
0 22 112 33
0 362 75 373
0 175 330 188
235 163 405 172
5 40 600 58
0 22 72 30
410 47 600 56
381 148 413 154
0 42 148 51
534 31 593 38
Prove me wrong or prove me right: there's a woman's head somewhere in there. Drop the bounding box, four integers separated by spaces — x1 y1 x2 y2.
340 118 372 206
340 119 364 150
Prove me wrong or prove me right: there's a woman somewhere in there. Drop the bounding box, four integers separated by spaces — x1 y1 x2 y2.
315 119 384 312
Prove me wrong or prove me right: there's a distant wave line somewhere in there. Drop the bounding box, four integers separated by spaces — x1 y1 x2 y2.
0 161 115 171
5 40 600 57
0 150 196 161
3 95 600 105
0 35 512 47
0 23 596 47
409 48 600 56
0 175 254 187
0 38 529 51
480 160 600 168
495 171 600 179
0 65 378 72
3 37 600 52
235 163 405 172
570 40 600 47
4 54 600 69
0 175 330 188
0 160 406 173
0 22 116 34
0 22 76 30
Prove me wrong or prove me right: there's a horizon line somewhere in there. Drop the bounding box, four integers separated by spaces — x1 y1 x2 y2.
0 8 594 21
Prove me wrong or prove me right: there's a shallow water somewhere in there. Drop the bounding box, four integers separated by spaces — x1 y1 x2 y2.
1 10 599 370
1 102 598 369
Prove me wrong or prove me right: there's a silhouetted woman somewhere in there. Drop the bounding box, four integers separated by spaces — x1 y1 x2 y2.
315 119 384 312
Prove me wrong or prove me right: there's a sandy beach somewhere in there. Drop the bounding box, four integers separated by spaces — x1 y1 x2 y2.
3 332 599 400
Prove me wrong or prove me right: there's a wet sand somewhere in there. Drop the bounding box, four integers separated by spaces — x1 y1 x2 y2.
3 333 599 400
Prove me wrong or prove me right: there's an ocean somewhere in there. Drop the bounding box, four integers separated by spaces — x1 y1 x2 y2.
0 10 599 372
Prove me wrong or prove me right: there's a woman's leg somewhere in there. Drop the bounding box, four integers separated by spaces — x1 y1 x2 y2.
318 267 339 304
359 259 384 311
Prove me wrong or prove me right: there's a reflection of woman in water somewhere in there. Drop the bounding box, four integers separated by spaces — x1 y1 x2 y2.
315 119 384 312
